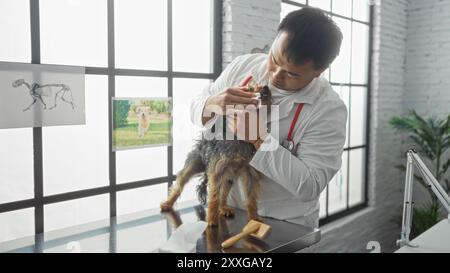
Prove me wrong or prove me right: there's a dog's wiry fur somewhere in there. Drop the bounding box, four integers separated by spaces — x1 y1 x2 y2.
161 85 272 226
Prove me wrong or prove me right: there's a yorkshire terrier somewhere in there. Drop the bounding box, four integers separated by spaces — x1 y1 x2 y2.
160 80 272 226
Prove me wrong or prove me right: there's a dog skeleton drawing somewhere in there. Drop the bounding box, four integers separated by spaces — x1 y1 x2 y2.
12 79 75 112
161 81 272 226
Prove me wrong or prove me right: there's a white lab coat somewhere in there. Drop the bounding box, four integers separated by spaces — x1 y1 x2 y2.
190 53 347 228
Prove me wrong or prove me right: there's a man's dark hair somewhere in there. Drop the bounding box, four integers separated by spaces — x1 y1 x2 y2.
278 7 343 70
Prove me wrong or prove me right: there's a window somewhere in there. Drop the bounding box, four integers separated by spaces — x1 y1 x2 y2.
39 0 108 67
281 0 371 224
114 0 167 70
0 0 31 63
0 0 221 244
0 208 34 243
0 128 34 204
172 0 212 73
43 75 109 195
44 194 109 232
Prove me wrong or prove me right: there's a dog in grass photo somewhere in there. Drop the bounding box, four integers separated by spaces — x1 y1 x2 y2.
112 98 171 151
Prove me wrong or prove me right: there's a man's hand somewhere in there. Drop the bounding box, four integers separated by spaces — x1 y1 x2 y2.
201 87 260 126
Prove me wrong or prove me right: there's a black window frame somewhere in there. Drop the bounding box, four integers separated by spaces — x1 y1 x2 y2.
281 0 373 226
0 0 223 236
1 0 373 240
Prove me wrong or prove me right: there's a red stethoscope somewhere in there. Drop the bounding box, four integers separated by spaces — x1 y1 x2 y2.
241 75 304 156
281 103 304 156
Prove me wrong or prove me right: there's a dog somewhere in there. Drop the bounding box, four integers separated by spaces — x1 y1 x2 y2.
135 106 151 137
160 82 272 226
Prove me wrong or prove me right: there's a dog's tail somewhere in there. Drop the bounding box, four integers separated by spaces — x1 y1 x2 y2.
196 174 208 205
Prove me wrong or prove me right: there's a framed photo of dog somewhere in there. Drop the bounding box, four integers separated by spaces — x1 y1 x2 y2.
0 62 86 129
112 97 172 151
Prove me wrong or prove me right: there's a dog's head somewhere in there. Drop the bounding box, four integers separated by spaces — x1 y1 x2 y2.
258 85 272 108
12 79 25 88
245 83 272 111
135 106 151 119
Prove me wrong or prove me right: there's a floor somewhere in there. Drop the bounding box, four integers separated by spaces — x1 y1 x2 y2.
299 205 404 253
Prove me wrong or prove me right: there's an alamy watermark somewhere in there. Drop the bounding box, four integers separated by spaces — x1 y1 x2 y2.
201 104 280 152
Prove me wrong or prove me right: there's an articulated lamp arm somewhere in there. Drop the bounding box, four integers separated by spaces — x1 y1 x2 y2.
397 149 450 248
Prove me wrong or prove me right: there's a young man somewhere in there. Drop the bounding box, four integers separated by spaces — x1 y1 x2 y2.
190 7 347 229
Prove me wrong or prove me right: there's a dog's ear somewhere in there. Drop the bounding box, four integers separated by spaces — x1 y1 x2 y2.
135 107 141 115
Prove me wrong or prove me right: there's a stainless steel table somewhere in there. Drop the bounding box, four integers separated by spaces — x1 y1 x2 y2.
0 205 320 253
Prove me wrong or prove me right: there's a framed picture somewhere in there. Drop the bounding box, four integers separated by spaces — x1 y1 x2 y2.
0 62 85 129
112 97 172 151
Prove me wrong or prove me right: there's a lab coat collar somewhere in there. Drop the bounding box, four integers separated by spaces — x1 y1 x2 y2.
269 77 321 120
291 77 321 104
269 77 320 104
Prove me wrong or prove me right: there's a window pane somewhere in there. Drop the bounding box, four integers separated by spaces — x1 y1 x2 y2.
332 0 351 17
43 75 109 195
281 3 301 22
172 78 210 173
330 17 351 83
328 150 348 214
349 148 365 206
319 186 327 218
353 0 370 22
115 76 167 98
350 87 367 147
173 78 211 205
173 0 212 73
116 147 168 183
332 85 349 148
0 208 34 244
0 0 31 63
117 184 167 216
0 129 34 203
40 0 107 67
45 194 109 232
115 0 167 70
309 0 330 11
351 22 369 84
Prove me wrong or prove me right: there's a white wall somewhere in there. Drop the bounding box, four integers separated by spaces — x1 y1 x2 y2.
222 0 280 67
403 0 450 206
370 0 408 209
405 0 450 117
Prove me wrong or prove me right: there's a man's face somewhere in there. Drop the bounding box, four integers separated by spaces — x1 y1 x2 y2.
267 31 325 91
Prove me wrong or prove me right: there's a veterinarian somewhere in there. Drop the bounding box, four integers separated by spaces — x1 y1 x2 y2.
190 7 347 229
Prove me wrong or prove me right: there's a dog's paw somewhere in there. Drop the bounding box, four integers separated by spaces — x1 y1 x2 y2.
219 206 235 217
160 201 174 211
248 215 263 223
